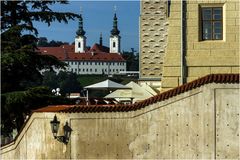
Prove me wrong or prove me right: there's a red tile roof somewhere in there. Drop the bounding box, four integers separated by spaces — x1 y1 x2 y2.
37 44 125 62
34 74 239 113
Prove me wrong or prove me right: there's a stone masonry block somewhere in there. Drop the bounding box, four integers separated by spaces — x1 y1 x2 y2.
226 3 236 11
186 19 198 27
163 57 181 66
193 42 212 50
226 26 239 34
188 67 211 77
187 56 240 66
226 34 236 42
226 19 236 26
210 67 231 74
231 67 240 73
187 50 211 56
167 43 181 50
170 12 181 19
226 11 239 18
168 27 181 35
210 43 230 49
187 77 199 83
165 50 181 56
210 49 236 56
162 67 181 77
187 4 198 11
187 26 199 34
161 77 179 88
187 12 198 19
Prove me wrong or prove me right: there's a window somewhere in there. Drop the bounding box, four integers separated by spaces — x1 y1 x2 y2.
78 42 81 48
201 7 223 40
113 42 116 47
95 69 97 72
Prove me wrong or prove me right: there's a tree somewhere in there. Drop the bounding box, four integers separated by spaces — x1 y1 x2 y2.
42 71 82 96
122 49 139 71
1 0 80 93
37 37 49 47
1 1 80 136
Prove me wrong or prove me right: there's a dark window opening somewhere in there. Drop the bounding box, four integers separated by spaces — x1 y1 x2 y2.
113 42 116 48
201 7 223 40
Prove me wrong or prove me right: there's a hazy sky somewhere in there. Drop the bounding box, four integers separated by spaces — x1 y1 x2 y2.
34 1 140 52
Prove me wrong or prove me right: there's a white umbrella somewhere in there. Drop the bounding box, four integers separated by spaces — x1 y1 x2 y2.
84 79 130 90
84 79 130 105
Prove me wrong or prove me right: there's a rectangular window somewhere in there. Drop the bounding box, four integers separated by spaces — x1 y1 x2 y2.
201 7 223 40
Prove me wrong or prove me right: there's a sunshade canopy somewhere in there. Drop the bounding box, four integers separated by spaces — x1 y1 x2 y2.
84 79 130 90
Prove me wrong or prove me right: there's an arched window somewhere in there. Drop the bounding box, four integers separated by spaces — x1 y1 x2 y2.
113 42 116 48
78 42 81 48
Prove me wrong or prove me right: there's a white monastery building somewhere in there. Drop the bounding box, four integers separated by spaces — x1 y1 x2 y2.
38 13 126 75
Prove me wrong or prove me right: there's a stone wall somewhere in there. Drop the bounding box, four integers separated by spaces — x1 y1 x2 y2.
139 0 169 89
162 0 240 90
1 83 239 159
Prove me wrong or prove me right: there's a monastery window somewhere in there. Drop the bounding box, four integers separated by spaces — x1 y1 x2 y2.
200 7 223 40
113 69 115 72
90 69 92 72
86 62 88 65
113 42 116 48
83 62 85 65
95 69 97 72
75 68 77 72
83 69 85 72
102 62 104 65
86 68 88 72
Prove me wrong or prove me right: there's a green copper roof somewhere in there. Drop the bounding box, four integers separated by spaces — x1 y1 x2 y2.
76 14 85 36
111 13 120 36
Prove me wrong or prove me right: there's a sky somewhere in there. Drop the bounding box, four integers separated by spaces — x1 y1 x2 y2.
34 1 140 52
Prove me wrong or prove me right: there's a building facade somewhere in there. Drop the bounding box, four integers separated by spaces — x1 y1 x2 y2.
39 13 126 75
139 0 169 90
140 0 240 91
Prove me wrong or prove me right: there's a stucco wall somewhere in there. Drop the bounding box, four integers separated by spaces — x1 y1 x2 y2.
1 83 239 159
161 0 240 91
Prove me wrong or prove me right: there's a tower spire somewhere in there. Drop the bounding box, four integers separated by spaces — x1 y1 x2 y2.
110 6 120 36
76 13 85 37
75 8 86 53
99 32 103 46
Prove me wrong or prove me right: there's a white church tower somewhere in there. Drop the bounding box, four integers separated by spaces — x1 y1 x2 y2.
75 14 86 53
110 13 121 54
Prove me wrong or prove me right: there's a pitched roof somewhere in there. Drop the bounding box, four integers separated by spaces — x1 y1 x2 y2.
34 74 239 113
37 44 125 62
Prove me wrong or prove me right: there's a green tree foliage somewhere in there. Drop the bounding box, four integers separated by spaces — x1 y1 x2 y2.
1 87 73 133
1 0 79 93
1 0 79 137
42 71 82 96
122 48 139 71
37 37 69 47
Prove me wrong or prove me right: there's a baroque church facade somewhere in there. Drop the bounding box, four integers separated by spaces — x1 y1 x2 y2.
39 13 126 75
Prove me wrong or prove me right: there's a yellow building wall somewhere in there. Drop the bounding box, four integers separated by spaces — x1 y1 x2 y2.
162 0 240 91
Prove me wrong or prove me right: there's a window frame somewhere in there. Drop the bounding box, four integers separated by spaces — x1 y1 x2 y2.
200 6 223 41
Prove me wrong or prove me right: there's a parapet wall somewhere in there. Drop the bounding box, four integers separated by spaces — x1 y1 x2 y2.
1 83 239 159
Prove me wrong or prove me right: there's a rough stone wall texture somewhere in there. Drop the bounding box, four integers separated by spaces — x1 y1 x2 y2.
139 0 169 83
1 83 239 159
162 0 240 91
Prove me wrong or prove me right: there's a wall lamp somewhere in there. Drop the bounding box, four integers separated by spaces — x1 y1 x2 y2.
50 115 72 144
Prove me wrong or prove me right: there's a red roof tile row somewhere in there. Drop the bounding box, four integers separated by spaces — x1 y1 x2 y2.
38 44 125 62
34 74 239 113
